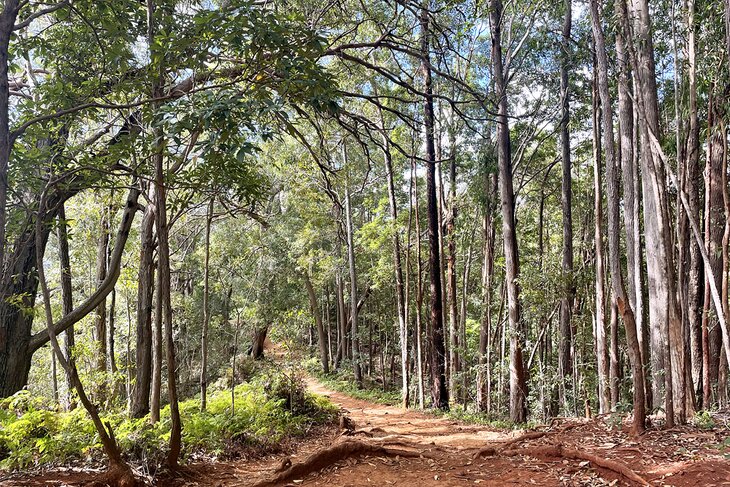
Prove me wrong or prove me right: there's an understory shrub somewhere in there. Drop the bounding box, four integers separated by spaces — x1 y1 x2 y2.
0 372 338 471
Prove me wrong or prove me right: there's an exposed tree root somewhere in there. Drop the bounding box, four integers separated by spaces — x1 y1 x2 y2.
249 438 436 487
503 444 649 486
352 426 386 436
90 463 143 487
472 431 546 458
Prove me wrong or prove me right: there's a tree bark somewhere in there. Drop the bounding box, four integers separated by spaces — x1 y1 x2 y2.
477 172 497 413
490 0 527 423
131 188 155 418
0 0 21 270
446 130 459 405
591 0 646 430
589 50 610 415
629 0 685 425
57 204 76 411
382 128 409 408
421 4 448 410
250 325 269 359
201 198 212 411
413 158 426 409
343 167 363 386
558 0 574 415
94 205 110 402
147 0 181 465
305 273 330 374
705 107 725 407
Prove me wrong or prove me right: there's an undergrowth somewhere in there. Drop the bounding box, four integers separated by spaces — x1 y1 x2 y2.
0 371 338 471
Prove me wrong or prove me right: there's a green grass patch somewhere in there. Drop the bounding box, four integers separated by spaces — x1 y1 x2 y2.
0 372 338 471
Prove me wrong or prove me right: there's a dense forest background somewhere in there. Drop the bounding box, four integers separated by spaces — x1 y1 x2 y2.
0 0 729 478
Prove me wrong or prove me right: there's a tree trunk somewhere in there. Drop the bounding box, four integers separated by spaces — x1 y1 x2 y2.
685 0 703 405
446 131 459 405
373 97 410 407
343 170 363 386
705 107 725 407
57 204 76 411
148 0 181 465
629 0 684 425
334 271 346 368
94 206 110 402
305 273 329 374
477 172 497 413
0 0 21 271
384 135 409 408
558 0 574 415
131 189 155 418
589 49 610 415
490 0 527 423
413 158 426 409
35 186 136 486
250 326 269 359
591 0 646 431
201 198 212 411
421 5 448 410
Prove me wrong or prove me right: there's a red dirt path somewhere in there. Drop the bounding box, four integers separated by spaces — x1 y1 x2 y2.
3 379 729 486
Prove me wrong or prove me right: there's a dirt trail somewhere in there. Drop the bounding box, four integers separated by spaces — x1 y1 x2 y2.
5 377 730 486
306 379 510 449
246 378 730 487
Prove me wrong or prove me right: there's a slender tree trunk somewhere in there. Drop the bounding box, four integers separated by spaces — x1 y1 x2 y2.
685 0 703 405
305 273 330 374
375 104 410 407
559 0 574 415
490 0 527 422
200 198 212 412
591 0 646 430
94 208 110 402
148 0 181 465
618 0 652 415
609 301 620 408
705 107 725 406
334 271 346 368
57 205 76 411
630 0 684 425
35 186 137 485
590 52 610 415
421 4 448 410
413 159 426 408
343 165 363 386
446 130 459 404
477 173 497 412
109 287 122 401
131 188 155 418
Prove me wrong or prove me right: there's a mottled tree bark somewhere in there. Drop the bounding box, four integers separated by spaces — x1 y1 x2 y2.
591 0 646 431
490 0 527 422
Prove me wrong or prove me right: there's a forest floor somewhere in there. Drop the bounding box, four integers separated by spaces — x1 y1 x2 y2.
4 378 730 486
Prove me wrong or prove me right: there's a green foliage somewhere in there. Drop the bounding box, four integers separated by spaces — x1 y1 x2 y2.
0 373 337 471
692 411 716 431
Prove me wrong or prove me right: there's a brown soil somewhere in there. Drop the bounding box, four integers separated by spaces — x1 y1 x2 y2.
4 380 729 486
